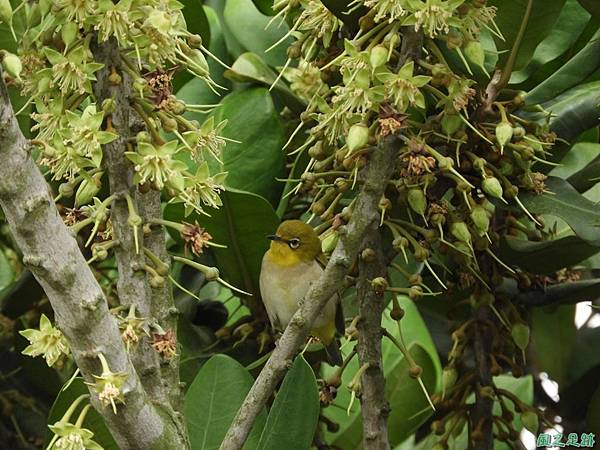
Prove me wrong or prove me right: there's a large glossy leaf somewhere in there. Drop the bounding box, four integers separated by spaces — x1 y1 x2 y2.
225 52 305 113
568 326 600 384
165 190 279 298
510 0 591 86
520 177 600 246
489 0 566 72
531 305 576 386
46 378 119 450
252 0 274 15
224 0 291 67
185 354 266 450
578 0 600 20
499 235 600 275
180 0 211 46
211 88 285 204
566 143 600 193
323 297 441 449
516 279 600 306
255 356 319 450
174 6 230 112
546 81 600 141
525 29 600 105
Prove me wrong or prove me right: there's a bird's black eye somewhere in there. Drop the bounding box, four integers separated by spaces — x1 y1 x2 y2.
288 238 300 249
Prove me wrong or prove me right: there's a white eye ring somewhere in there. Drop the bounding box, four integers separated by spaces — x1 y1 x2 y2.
288 238 300 249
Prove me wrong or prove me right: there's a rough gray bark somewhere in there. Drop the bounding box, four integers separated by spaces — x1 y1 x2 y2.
92 39 188 443
219 135 400 450
471 306 494 450
356 232 391 450
92 38 167 406
0 70 187 449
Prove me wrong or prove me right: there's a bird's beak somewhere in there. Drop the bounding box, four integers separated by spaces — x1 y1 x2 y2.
267 234 284 242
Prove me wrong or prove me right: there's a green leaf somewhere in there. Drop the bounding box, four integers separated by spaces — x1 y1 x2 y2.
324 298 441 449
489 0 567 72
225 52 305 112
211 88 285 204
525 29 600 105
321 0 366 29
568 326 600 384
577 0 600 21
224 0 291 67
587 382 600 437
255 356 319 450
546 81 600 141
531 305 576 386
386 344 438 445
165 189 280 298
251 0 274 15
179 0 211 46
510 0 591 85
520 176 600 246
185 354 266 450
0 247 14 292
499 235 600 275
566 143 600 193
516 279 600 306
46 378 119 450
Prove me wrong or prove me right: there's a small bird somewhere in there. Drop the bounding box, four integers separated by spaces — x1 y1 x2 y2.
259 220 343 366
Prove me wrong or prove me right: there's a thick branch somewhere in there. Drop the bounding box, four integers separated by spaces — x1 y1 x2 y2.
92 39 176 408
0 71 185 449
356 232 391 450
471 306 494 450
219 135 400 450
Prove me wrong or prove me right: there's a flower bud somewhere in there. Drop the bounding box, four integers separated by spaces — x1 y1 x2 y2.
320 229 338 253
511 323 530 351
187 33 203 48
354 68 371 90
408 365 422 378
136 131 151 143
369 45 388 68
204 266 220 281
407 189 426 215
371 277 388 294
441 113 462 135
75 172 102 206
481 177 503 199
346 123 369 152
463 40 485 72
450 221 471 243
149 275 166 288
101 98 115 114
1 51 22 80
0 0 12 24
470 206 489 235
442 367 457 394
58 182 74 198
61 22 79 48
495 121 513 150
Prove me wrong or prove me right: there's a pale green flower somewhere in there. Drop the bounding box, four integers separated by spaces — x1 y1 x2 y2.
20 314 70 368
43 45 104 95
62 105 118 169
362 0 408 23
182 117 227 163
55 0 98 26
376 61 430 111
85 353 128 414
126 140 187 190
94 0 141 46
48 424 103 450
180 162 226 216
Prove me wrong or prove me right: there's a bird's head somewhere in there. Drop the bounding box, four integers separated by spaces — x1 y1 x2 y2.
267 220 321 265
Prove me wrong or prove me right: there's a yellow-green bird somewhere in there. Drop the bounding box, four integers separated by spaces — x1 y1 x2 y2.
260 220 343 366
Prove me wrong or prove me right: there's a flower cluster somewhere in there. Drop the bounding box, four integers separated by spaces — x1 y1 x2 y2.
13 0 227 215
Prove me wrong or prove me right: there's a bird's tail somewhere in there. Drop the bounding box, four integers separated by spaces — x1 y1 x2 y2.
324 340 343 366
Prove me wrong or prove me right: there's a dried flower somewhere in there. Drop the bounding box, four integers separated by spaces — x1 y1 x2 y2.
181 222 213 256
151 329 177 359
